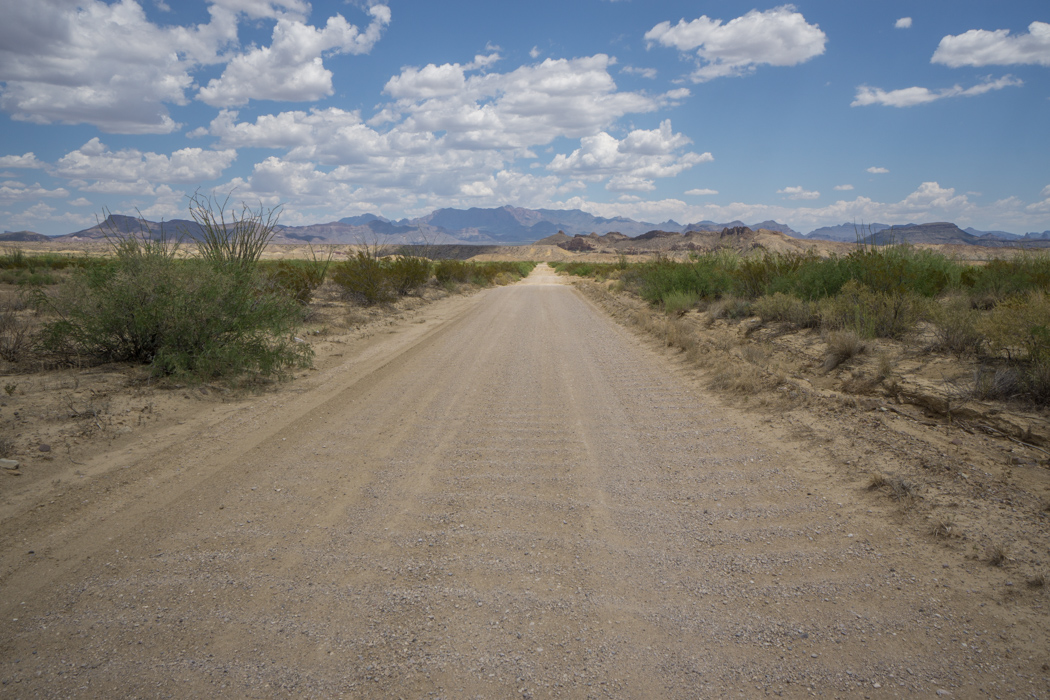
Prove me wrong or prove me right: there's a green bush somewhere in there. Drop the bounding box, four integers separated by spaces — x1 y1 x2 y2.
818 280 925 339
929 294 983 355
662 290 699 315
752 292 820 327
37 254 310 380
387 255 431 295
331 253 395 304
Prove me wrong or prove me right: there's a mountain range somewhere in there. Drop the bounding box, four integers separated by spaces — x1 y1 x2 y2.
10 205 1050 248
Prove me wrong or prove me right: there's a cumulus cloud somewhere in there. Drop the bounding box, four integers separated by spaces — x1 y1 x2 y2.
0 180 68 203
53 138 236 194
1042 184 1050 199
867 167 889 174
0 1 389 132
645 5 826 82
383 55 683 151
852 75 1023 107
0 153 46 169
198 5 391 107
547 120 712 191
0 0 238 133
686 188 718 196
933 21 1050 67
834 184 854 191
777 185 819 200
895 17 912 29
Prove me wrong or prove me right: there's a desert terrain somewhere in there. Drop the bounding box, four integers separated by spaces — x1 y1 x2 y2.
0 260 1047 698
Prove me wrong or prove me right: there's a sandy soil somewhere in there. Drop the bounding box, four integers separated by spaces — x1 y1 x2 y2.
0 265 1047 698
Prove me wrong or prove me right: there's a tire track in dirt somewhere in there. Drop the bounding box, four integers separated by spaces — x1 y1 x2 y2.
0 265 1044 698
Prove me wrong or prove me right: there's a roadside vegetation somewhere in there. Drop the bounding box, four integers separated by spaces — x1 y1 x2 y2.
0 207 535 385
554 245 1050 406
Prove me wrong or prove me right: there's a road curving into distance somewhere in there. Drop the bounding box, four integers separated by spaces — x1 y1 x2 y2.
0 264 1043 697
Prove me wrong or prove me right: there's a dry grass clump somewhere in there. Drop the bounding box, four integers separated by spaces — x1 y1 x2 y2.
707 296 752 322
987 542 1009 567
823 330 867 371
1026 571 1046 589
929 515 957 539
867 473 917 505
708 362 766 395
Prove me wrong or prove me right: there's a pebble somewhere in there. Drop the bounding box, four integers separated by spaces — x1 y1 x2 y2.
38 444 51 453
0 458 20 470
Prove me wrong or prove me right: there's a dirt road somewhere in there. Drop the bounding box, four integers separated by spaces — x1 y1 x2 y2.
1 265 1046 698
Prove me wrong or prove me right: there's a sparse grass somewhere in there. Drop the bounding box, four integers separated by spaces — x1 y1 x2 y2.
867 473 889 490
1026 572 1046 589
929 515 957 539
0 435 14 458
987 542 1009 567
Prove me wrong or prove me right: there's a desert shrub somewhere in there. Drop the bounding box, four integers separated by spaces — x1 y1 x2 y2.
386 255 431 295
631 255 735 305
929 294 983 355
331 252 395 304
753 292 819 327
434 259 472 284
734 251 818 298
188 192 281 273
818 280 925 339
967 365 1022 401
263 258 330 304
662 290 699 315
0 304 33 362
961 252 1050 299
36 254 310 380
978 291 1050 362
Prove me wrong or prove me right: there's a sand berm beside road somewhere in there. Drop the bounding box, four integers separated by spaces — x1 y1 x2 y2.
0 264 1046 698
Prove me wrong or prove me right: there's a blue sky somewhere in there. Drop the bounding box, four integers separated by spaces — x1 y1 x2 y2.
1 0 1048 235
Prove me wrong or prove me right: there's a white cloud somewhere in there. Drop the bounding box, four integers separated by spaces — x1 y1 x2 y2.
53 138 236 193
0 153 46 169
0 180 68 203
895 17 912 29
69 197 93 207
834 184 854 191
686 188 718 196
382 55 678 151
852 75 1023 107
867 167 889 174
621 66 658 79
777 185 819 200
530 46 541 59
547 120 711 191
645 5 826 82
933 21 1050 67
1041 184 1050 199
0 0 236 133
0 1 389 132
198 5 391 107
